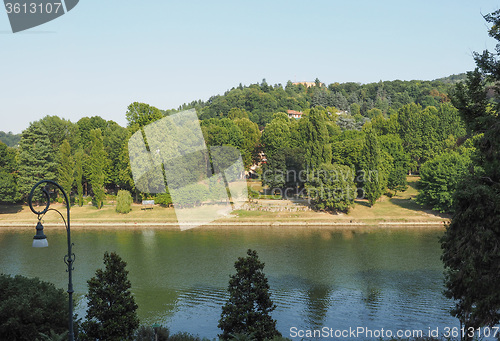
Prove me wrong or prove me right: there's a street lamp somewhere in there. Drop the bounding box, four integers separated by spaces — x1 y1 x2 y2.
28 180 75 341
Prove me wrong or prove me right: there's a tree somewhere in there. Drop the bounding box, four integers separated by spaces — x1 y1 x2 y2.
262 151 286 194
306 163 356 213
39 115 80 151
88 129 106 209
0 274 69 341
379 134 408 195
441 10 500 334
57 139 74 200
416 151 471 213
116 190 133 214
74 149 84 206
125 102 163 133
0 142 18 203
234 118 261 169
359 126 382 206
261 114 291 158
82 252 139 341
17 122 57 199
103 122 131 189
218 249 281 341
300 107 332 169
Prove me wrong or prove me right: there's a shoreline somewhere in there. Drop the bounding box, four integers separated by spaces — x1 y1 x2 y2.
0 220 447 230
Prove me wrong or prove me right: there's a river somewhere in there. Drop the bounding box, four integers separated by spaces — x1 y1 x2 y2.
0 226 462 340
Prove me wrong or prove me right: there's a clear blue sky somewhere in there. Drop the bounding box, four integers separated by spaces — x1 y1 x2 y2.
0 0 498 134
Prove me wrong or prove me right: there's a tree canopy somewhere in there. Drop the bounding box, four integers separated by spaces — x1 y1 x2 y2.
440 9 500 335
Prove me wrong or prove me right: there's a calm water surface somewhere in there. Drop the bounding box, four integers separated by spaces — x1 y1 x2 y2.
0 226 460 339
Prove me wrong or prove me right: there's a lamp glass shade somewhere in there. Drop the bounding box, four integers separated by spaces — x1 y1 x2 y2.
32 238 48 248
33 221 48 248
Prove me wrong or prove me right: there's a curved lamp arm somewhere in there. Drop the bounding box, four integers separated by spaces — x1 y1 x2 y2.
28 180 75 341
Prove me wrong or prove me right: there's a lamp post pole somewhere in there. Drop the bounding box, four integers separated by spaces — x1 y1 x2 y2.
28 180 75 341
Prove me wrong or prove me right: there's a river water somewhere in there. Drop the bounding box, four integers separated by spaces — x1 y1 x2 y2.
0 226 463 340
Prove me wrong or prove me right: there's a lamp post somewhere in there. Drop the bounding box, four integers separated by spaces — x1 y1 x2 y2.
28 180 75 341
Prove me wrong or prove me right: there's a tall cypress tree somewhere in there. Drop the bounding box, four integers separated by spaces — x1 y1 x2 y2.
89 129 106 209
82 252 139 341
301 108 332 170
57 139 74 201
74 149 84 207
17 122 57 199
359 126 382 206
218 249 281 341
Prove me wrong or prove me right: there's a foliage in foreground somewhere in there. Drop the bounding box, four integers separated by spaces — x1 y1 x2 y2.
82 252 139 341
441 9 500 336
0 274 68 341
134 325 169 341
219 249 281 341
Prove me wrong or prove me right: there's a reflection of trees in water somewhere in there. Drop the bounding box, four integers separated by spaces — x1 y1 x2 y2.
305 282 332 329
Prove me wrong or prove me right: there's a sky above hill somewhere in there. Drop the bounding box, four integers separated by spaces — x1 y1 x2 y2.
0 0 499 134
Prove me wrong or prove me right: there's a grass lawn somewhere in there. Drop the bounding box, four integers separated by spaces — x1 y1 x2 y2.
0 177 449 226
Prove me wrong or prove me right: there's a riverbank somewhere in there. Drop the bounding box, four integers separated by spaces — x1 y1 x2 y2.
0 177 449 229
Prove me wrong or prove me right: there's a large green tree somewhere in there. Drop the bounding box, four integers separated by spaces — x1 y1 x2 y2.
300 107 332 169
0 142 18 203
261 113 292 158
379 134 408 195
125 102 164 133
17 122 57 199
82 252 139 341
306 163 356 212
0 274 69 341
417 151 471 213
218 249 281 341
39 115 80 151
233 118 261 169
441 10 500 336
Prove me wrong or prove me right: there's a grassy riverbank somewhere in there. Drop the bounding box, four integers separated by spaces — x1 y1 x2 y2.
0 177 449 228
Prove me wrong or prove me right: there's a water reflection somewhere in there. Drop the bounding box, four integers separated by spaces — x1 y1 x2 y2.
0 227 459 339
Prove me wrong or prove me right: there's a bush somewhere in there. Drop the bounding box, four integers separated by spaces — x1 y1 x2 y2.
134 325 169 341
155 192 172 207
0 274 69 341
168 332 210 341
116 190 133 214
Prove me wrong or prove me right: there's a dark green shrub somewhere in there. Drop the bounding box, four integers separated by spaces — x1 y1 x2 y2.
134 325 169 341
0 274 68 341
155 192 172 206
168 332 209 341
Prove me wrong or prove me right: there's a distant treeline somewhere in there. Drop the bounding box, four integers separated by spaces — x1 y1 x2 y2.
0 75 469 213
171 75 466 127
0 131 21 147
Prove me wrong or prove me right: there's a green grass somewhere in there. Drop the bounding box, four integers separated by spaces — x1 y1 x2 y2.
0 177 449 226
